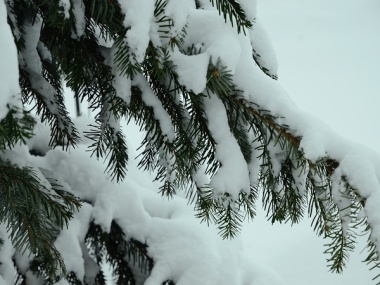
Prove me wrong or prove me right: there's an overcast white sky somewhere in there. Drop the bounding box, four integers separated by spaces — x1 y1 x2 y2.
243 1 380 284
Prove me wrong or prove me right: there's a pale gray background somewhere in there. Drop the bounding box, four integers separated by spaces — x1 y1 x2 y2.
243 1 380 284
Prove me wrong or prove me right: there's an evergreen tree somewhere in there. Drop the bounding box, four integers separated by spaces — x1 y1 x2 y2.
1 0 380 284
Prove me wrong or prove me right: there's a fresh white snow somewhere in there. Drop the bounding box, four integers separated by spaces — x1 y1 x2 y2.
117 0 155 63
203 93 251 198
1 0 380 284
0 0 21 120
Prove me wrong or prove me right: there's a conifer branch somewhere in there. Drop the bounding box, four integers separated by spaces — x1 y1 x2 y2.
2 0 380 282
205 59 378 272
0 160 81 280
251 47 278 80
85 120 129 183
209 0 253 33
20 68 80 149
0 108 35 149
86 221 152 284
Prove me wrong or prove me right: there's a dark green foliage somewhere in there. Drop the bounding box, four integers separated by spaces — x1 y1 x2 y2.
209 0 253 33
86 221 152 285
0 108 35 149
2 0 380 284
85 120 129 183
0 160 81 280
